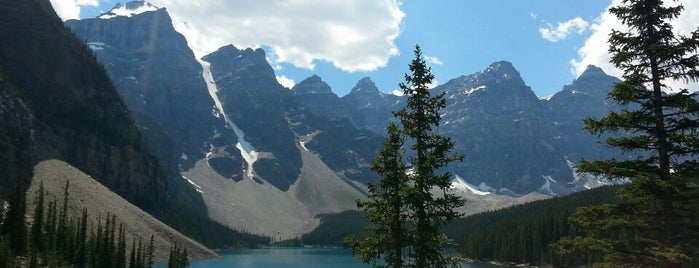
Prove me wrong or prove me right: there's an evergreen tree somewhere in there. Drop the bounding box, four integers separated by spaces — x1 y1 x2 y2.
76 208 88 267
349 45 465 268
116 224 127 268
146 234 155 268
347 122 410 268
57 181 70 255
553 0 699 266
1 171 27 256
29 182 45 253
129 238 137 268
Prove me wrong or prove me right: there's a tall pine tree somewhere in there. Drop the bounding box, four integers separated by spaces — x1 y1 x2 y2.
348 45 465 268
553 0 699 266
347 122 410 268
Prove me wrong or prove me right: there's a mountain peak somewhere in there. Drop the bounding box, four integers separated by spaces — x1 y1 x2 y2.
99 1 160 19
350 77 380 94
449 60 527 91
292 75 333 95
481 61 519 79
578 65 607 79
559 64 620 96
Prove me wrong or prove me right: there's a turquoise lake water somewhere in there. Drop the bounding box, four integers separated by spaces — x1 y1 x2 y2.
155 248 503 268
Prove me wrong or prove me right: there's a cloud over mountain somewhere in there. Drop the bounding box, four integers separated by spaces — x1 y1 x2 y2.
571 0 699 88
153 0 404 72
539 17 590 42
49 0 99 20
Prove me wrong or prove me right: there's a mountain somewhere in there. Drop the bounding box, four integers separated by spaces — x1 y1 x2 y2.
0 0 166 212
61 0 629 238
66 3 383 238
292 75 352 121
433 61 570 195
201 45 303 190
65 2 227 172
333 62 624 195
0 0 267 250
547 65 622 162
340 77 402 135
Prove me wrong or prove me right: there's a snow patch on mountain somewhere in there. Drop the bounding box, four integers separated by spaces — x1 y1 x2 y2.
539 175 557 195
86 41 106 51
99 1 159 19
182 175 203 194
566 159 630 191
198 58 259 180
462 85 486 95
451 175 491 195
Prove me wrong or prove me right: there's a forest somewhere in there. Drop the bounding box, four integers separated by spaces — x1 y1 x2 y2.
0 178 188 268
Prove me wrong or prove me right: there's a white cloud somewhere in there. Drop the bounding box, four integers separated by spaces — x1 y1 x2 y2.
539 17 590 42
427 79 440 89
49 0 99 20
570 3 623 78
276 75 296 89
424 55 443 66
153 0 405 72
571 0 698 92
391 89 404 96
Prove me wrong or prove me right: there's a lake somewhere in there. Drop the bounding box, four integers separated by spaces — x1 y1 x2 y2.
155 248 503 268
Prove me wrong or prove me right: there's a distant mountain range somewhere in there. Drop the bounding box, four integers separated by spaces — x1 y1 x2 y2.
58 1 629 237
293 61 626 195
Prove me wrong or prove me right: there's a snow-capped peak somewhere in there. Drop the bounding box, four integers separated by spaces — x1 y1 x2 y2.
98 1 159 19
451 175 490 195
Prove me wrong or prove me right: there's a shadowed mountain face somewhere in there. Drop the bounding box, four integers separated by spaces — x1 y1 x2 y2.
66 4 381 193
61 1 628 210
0 0 273 248
340 77 402 135
433 61 569 194
65 8 231 171
292 75 352 121
334 62 626 195
202 45 303 190
0 0 167 211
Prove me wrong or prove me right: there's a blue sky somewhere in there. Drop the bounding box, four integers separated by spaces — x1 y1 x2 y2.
52 0 698 97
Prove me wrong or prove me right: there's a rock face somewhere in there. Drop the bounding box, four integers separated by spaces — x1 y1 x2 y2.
0 0 264 250
65 4 383 237
340 77 402 135
57 0 632 236
0 75 34 197
0 0 168 211
65 6 228 171
202 45 303 191
547 65 622 163
334 62 626 195
292 75 351 121
434 61 569 194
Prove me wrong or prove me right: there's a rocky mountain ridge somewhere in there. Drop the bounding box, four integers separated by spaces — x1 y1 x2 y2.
0 0 266 250
60 0 629 238
66 4 382 238
295 61 625 195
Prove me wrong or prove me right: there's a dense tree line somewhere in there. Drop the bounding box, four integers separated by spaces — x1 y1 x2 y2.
293 211 368 247
167 244 189 268
448 186 618 266
0 180 166 268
